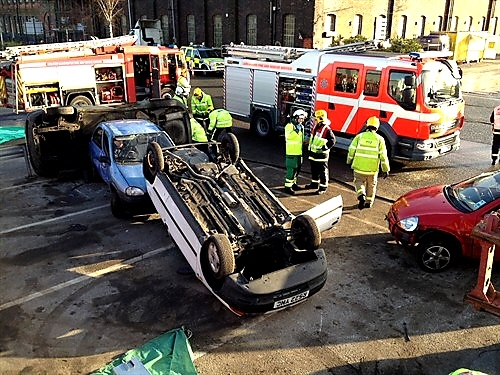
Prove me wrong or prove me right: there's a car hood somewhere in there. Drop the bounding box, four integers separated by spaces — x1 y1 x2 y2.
116 164 146 189
392 185 458 219
204 58 223 64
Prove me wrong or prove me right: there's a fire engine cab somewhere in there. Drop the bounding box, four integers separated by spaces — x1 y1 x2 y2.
0 35 186 113
224 42 465 162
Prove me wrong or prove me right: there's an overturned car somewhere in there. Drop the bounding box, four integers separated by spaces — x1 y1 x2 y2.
143 134 343 315
25 99 191 177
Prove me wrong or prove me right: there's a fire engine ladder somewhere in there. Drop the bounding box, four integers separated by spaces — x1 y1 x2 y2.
0 35 138 60
224 40 378 63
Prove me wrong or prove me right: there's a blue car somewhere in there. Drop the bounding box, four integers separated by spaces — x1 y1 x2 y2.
89 119 174 218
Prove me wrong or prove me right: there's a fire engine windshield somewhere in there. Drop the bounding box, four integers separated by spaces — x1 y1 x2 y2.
421 62 461 106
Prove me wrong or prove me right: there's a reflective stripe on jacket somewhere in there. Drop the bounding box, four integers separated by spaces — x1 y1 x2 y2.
284 122 303 156
347 130 390 175
208 109 233 132
191 94 214 116
190 118 208 142
308 123 335 162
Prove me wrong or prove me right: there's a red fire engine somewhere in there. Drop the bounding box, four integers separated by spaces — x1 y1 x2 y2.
0 35 186 113
224 42 465 162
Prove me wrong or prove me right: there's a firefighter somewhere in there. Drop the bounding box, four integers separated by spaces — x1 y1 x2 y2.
489 103 500 165
191 87 214 129
177 68 191 97
207 108 233 141
304 109 336 195
172 86 188 107
346 116 390 210
190 117 208 142
284 109 308 195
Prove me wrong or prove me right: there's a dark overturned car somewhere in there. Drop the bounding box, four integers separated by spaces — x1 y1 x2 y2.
25 99 191 177
143 135 343 316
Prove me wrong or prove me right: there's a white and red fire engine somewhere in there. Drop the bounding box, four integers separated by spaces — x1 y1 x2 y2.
224 42 465 162
0 35 186 113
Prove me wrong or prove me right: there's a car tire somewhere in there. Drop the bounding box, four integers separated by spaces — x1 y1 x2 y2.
251 113 273 138
143 142 164 183
291 215 321 251
219 132 240 163
161 87 174 99
111 189 129 219
25 114 58 177
69 95 93 107
415 234 460 273
201 234 235 288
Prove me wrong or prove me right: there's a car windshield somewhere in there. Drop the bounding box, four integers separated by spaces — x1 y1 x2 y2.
448 171 500 212
113 132 173 163
421 61 461 106
199 49 222 59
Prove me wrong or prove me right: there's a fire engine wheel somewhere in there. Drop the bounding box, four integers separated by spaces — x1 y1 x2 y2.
25 116 58 177
291 214 321 251
201 234 235 288
143 142 164 183
219 132 240 163
69 95 93 107
251 113 273 137
415 233 460 273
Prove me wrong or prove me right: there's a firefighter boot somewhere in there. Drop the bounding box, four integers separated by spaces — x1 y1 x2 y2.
292 184 304 191
304 182 319 190
316 187 327 195
284 187 296 195
492 158 497 166
358 195 366 210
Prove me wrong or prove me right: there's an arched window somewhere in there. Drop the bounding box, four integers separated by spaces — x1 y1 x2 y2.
246 14 257 45
398 15 407 38
435 16 443 31
283 14 295 47
353 14 362 36
451 16 459 32
420 16 426 36
466 16 473 31
480 16 486 31
374 15 387 40
327 14 336 32
187 15 195 44
213 14 222 47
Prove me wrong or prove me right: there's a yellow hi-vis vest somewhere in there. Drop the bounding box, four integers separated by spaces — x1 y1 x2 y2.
191 94 214 116
284 122 303 156
347 130 390 175
190 118 208 142
208 109 233 132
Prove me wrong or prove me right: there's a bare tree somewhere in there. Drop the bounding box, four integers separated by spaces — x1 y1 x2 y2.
92 0 124 37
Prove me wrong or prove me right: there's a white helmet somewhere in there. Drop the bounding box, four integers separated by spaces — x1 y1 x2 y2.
293 109 308 119
175 86 184 96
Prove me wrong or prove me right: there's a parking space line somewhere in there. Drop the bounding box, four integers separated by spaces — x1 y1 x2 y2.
0 204 107 235
0 246 170 312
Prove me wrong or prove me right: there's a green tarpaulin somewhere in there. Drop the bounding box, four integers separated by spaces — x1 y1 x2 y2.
0 126 25 145
91 328 198 375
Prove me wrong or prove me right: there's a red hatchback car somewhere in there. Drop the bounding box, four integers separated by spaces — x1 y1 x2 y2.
387 171 500 272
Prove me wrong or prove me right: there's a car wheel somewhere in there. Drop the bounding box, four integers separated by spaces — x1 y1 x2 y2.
291 214 321 251
25 114 58 177
219 132 240 163
161 87 174 99
415 234 459 273
201 234 235 288
143 142 164 183
69 95 93 107
110 189 129 219
251 113 273 137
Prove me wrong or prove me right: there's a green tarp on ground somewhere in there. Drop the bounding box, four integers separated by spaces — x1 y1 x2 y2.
0 126 25 145
91 328 198 375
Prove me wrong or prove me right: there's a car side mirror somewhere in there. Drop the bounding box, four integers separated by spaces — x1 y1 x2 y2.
99 155 110 164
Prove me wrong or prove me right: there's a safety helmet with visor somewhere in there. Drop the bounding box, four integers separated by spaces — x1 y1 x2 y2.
193 87 203 98
293 109 308 119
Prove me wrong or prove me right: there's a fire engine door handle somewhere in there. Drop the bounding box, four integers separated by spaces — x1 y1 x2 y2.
379 110 387 119
328 103 335 110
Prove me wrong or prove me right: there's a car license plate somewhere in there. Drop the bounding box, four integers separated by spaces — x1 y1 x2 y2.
441 145 451 153
273 290 309 309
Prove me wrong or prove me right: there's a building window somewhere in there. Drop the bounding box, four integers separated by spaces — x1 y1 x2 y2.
399 15 407 38
480 16 486 31
492 17 498 34
435 16 443 31
451 16 459 32
161 15 170 45
187 15 195 44
283 14 295 47
466 16 473 31
374 15 387 40
246 14 257 45
420 16 426 36
213 14 222 47
353 14 362 36
327 14 336 32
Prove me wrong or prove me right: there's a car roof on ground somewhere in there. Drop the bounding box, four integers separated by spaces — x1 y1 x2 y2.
102 119 162 137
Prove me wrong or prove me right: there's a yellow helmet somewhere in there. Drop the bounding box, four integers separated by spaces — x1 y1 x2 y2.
314 109 328 123
193 87 203 97
366 116 380 130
